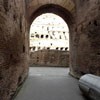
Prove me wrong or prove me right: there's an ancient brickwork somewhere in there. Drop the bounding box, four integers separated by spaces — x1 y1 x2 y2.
0 0 100 99
70 0 100 78
30 50 69 67
0 0 28 100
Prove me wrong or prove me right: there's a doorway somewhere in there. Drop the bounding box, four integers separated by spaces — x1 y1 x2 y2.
29 13 70 68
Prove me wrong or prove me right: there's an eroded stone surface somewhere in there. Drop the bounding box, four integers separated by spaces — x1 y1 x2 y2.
70 0 100 77
30 50 69 67
0 0 100 100
0 0 29 100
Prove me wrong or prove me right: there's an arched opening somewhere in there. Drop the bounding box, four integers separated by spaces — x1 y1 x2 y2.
27 4 74 73
29 13 70 67
2 0 100 99
28 4 74 69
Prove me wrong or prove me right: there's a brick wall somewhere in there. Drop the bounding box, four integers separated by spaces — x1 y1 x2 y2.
30 50 69 67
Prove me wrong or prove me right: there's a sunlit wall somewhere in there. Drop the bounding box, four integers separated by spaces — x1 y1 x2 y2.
30 13 69 52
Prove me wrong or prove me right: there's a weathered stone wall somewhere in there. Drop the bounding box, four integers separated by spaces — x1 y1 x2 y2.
0 0 29 100
70 0 100 78
0 0 100 99
30 50 69 67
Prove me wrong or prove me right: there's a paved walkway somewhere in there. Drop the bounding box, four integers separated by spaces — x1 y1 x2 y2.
14 67 87 100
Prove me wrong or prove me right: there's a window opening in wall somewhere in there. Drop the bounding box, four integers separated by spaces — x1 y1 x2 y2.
41 35 44 38
65 47 68 51
47 47 50 50
46 35 49 38
36 34 39 38
60 47 63 51
23 45 25 53
56 47 59 50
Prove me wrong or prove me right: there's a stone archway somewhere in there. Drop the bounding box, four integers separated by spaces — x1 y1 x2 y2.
26 0 100 78
0 0 100 99
28 4 74 26
26 0 75 21
29 13 70 67
27 3 75 73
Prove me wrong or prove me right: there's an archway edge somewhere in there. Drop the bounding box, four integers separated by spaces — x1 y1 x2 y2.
26 0 75 20
29 4 75 28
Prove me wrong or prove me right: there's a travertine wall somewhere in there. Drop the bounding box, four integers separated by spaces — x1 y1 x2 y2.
0 0 29 100
70 0 100 78
30 50 69 67
0 0 100 99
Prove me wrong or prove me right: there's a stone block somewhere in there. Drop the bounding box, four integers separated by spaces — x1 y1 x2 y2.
79 74 100 100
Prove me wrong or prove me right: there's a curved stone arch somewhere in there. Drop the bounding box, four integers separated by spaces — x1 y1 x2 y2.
28 4 75 29
26 0 75 20
28 2 75 77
